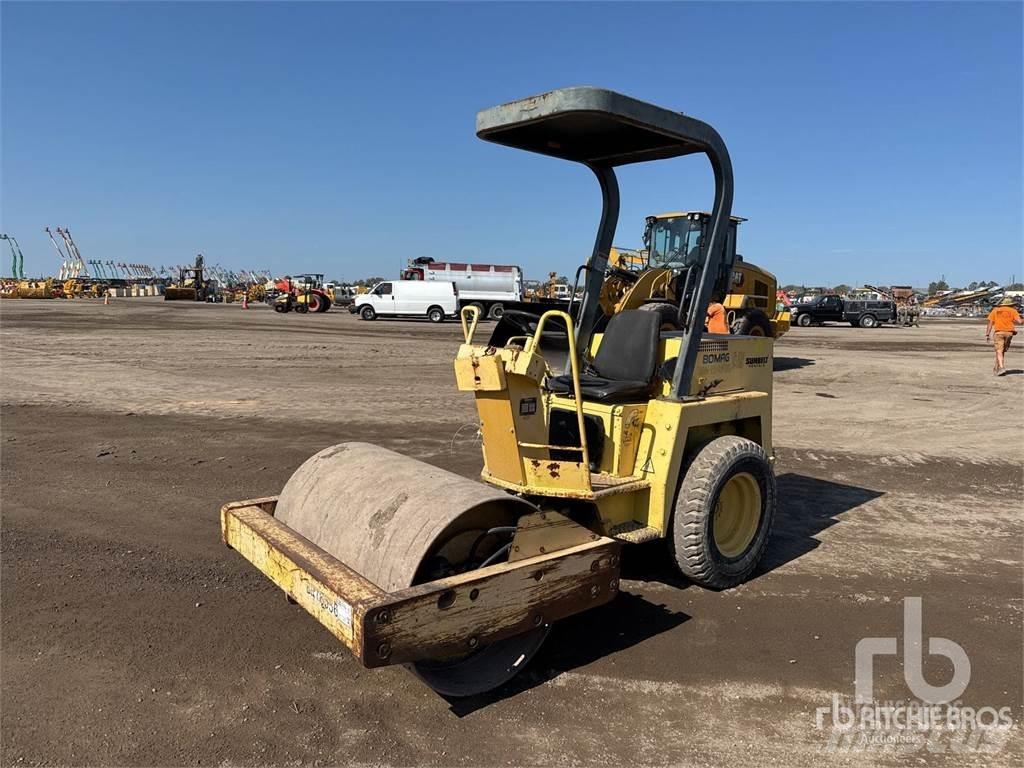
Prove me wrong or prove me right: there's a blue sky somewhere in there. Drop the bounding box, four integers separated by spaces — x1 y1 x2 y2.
2 1 1021 287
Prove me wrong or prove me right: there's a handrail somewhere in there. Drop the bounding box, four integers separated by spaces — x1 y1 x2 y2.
566 263 593 321
527 310 590 473
460 304 481 344
676 267 697 331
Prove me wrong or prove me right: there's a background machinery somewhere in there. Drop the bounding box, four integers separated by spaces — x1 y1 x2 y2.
598 212 789 337
272 273 333 313
402 257 524 319
1 234 26 280
221 87 778 697
164 255 208 301
55 227 91 281
608 246 646 273
727 255 790 337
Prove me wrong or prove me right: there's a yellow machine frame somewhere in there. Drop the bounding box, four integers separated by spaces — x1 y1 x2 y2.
456 306 772 542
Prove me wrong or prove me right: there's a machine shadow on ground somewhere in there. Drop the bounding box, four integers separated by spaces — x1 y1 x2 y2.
758 474 883 573
611 474 883 590
773 356 815 372
445 592 689 717
445 474 881 716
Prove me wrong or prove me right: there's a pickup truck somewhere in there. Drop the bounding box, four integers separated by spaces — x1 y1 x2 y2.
791 295 896 328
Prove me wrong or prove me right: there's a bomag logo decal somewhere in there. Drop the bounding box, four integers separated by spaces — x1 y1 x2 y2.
703 352 730 364
745 355 770 367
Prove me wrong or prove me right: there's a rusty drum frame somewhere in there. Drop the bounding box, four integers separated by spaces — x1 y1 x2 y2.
221 498 620 668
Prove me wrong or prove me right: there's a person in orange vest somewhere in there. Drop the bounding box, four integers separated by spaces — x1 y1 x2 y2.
706 292 730 334
985 296 1023 375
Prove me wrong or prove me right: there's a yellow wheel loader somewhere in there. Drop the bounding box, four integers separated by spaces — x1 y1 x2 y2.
727 255 790 338
601 212 789 337
221 87 777 697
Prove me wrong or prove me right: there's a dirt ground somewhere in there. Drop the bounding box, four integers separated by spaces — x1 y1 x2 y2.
1 299 1021 767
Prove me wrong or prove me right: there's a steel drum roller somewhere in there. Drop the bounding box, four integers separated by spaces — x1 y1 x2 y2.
275 442 549 696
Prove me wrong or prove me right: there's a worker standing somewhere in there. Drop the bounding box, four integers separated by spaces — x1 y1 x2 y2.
985 297 1023 375
706 293 730 334
909 298 921 327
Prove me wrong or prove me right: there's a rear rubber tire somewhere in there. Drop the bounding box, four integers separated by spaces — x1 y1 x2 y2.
488 303 504 320
467 302 486 320
318 296 332 313
360 305 376 321
639 301 681 330
427 306 445 323
797 313 812 327
307 293 324 313
734 309 772 337
859 314 877 328
669 436 776 590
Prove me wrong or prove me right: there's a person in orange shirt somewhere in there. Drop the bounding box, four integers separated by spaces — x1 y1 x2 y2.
706 293 730 334
985 297 1023 375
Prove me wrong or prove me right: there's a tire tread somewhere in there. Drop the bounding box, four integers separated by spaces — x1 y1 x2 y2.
668 435 776 589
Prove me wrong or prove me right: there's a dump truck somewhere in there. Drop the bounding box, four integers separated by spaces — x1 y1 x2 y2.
222 87 778 697
402 257 524 319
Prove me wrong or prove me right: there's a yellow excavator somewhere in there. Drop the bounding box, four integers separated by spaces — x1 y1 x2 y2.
221 87 778 697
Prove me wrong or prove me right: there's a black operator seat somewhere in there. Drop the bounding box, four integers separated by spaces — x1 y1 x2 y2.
545 310 661 403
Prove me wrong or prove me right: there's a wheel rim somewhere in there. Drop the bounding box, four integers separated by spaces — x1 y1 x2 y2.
411 523 548 697
713 472 762 559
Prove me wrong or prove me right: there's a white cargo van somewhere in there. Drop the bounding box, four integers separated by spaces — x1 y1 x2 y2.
354 280 457 323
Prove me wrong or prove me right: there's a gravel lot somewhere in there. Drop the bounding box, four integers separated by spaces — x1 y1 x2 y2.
2 299 1020 767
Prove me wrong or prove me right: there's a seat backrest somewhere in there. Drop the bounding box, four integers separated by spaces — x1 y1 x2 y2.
591 310 662 383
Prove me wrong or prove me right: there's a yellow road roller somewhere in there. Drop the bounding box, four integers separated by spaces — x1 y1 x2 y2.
221 87 777 697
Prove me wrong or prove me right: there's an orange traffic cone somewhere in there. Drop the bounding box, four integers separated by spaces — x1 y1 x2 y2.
242 294 248 309
103 294 110 306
